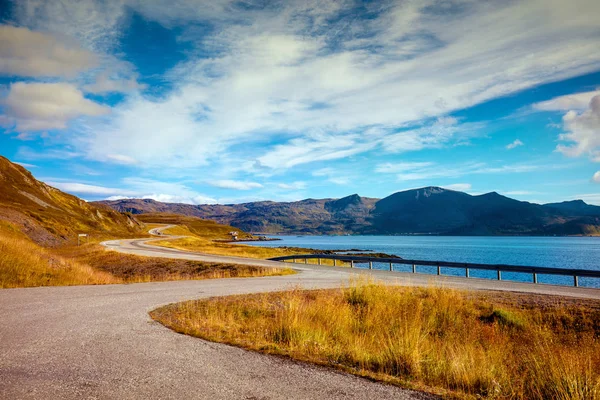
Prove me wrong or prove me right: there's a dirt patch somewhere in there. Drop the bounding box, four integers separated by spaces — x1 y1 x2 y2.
0 207 61 247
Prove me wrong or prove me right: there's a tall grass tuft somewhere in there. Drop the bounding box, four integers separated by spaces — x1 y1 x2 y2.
151 281 600 399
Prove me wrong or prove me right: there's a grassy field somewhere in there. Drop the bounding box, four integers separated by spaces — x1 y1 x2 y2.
136 213 254 240
151 281 600 399
143 214 346 263
0 221 293 288
0 222 118 288
153 236 314 259
57 243 294 283
142 213 335 262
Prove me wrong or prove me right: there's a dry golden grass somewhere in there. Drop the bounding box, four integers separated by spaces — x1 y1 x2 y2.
0 223 118 288
152 236 344 267
0 221 293 288
137 213 254 240
139 214 339 263
151 281 600 399
152 236 309 259
57 243 295 283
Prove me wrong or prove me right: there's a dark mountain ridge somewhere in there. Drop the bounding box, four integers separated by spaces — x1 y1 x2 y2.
97 186 600 236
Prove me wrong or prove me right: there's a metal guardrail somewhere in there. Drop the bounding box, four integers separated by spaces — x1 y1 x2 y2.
269 254 600 287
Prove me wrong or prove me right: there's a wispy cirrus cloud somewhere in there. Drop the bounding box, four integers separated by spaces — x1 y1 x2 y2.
47 177 217 204
375 162 435 174
277 181 307 190
6 0 599 171
207 180 263 191
444 183 472 191
376 160 562 182
46 181 136 197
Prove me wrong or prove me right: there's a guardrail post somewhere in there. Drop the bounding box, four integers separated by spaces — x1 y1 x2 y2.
497 269 502 280
350 260 354 268
412 264 416 273
574 275 579 287
318 258 321 265
333 259 337 266
304 258 307 264
369 261 373 269
533 271 538 284
466 268 470 278
293 258 296 263
437 264 441 275
389 262 393 271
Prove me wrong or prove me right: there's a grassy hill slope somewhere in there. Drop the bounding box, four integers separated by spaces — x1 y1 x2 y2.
0 155 143 246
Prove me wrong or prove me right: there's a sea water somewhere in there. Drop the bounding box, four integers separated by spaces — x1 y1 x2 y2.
246 235 600 288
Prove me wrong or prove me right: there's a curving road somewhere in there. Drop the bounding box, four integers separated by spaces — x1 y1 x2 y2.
1 228 599 399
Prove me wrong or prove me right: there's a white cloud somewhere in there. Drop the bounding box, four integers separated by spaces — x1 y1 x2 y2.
105 154 137 165
556 95 600 162
277 181 307 190
255 134 376 169
593 171 600 183
46 182 136 196
569 193 600 206
83 73 147 94
328 177 351 186
444 183 472 191
45 177 217 204
11 0 128 53
375 162 435 174
394 161 558 181
141 193 216 204
2 82 110 131
309 167 351 186
312 168 335 177
13 162 37 168
15 146 82 160
533 90 600 111
506 139 524 150
0 24 97 77
8 0 600 171
207 180 263 190
503 190 538 196
382 117 482 153
121 177 217 204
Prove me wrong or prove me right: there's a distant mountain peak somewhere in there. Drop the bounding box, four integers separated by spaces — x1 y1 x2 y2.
325 193 366 213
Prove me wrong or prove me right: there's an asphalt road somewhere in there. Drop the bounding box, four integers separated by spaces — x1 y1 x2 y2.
1 228 599 399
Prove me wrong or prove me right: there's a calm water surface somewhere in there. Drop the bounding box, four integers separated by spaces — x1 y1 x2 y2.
247 236 600 288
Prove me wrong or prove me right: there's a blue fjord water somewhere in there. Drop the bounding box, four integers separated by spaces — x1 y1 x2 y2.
246 236 600 288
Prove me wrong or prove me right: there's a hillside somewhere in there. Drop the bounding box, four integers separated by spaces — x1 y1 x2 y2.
99 187 600 236
135 213 255 240
0 156 143 246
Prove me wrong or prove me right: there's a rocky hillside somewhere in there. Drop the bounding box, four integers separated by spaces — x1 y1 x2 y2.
99 187 600 236
0 156 143 246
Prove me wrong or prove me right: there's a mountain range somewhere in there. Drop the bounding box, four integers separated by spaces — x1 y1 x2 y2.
98 187 600 236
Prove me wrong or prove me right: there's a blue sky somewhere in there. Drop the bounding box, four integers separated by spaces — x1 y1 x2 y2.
1 0 599 205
